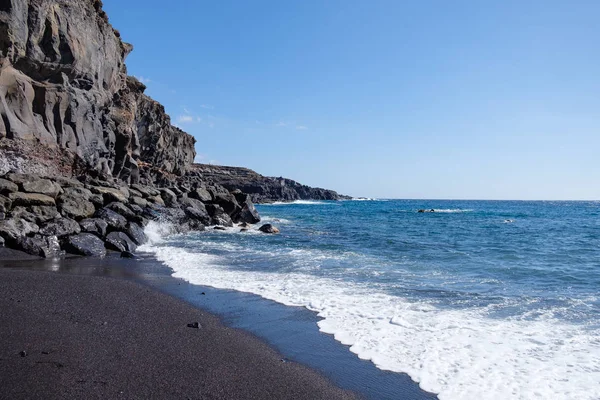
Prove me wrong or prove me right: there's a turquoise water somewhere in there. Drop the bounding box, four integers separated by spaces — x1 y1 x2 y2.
142 200 600 399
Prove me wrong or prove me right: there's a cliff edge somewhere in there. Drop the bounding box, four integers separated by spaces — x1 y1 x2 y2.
0 0 195 182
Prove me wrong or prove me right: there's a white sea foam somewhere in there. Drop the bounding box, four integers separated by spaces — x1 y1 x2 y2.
431 209 474 213
261 200 333 206
140 225 600 400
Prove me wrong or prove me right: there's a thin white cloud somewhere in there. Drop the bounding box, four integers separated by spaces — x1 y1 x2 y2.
177 115 194 123
135 76 151 84
296 125 308 130
200 104 214 110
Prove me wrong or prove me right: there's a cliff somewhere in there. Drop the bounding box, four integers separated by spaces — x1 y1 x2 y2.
190 164 349 203
0 0 195 182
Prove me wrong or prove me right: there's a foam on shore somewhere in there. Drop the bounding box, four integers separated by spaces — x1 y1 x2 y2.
140 222 600 400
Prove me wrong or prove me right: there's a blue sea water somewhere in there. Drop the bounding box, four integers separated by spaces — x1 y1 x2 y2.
141 199 600 399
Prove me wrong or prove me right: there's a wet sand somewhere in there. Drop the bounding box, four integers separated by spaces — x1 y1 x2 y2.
0 267 357 399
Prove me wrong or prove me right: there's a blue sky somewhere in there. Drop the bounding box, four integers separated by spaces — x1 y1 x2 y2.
103 0 600 200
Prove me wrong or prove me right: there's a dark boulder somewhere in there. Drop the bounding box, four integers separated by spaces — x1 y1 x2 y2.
131 184 160 198
90 186 128 204
9 192 56 207
233 194 261 224
105 202 136 220
22 179 61 198
126 223 147 246
62 187 93 200
28 206 61 223
9 207 37 223
79 218 109 238
95 208 128 231
105 232 137 253
259 224 280 234
0 179 18 195
0 195 11 213
63 234 107 258
17 235 61 258
5 173 35 185
160 188 178 207
206 204 233 227
190 187 212 202
57 195 96 220
89 194 105 208
40 218 81 237
0 218 40 241
184 207 211 225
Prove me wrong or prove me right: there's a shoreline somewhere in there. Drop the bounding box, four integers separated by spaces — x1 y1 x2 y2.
0 254 437 400
0 264 356 400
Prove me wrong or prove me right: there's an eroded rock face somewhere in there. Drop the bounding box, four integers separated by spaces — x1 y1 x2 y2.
0 0 196 182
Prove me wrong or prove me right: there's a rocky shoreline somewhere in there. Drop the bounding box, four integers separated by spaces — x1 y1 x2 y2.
0 171 265 258
0 0 346 258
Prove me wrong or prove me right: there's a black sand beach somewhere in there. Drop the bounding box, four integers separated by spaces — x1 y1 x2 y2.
0 266 357 399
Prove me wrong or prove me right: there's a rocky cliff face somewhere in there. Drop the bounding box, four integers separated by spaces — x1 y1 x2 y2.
191 164 349 203
0 0 195 181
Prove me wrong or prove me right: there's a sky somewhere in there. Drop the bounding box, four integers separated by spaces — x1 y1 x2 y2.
103 0 600 200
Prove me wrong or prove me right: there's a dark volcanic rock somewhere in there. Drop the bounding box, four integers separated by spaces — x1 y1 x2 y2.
126 223 147 246
22 179 61 198
189 164 348 203
63 234 106 258
232 192 261 224
0 178 18 195
206 204 233 227
159 188 178 207
95 208 128 231
0 218 39 241
105 232 137 253
259 224 280 234
79 218 109 238
0 194 11 213
8 192 55 207
190 187 213 203
0 0 196 181
40 218 81 237
105 202 136 220
57 194 96 220
17 235 61 258
28 206 61 223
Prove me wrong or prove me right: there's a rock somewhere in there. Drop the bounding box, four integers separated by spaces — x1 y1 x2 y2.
105 202 136 220
63 234 107 258
120 251 137 259
159 188 178 207
234 194 261 224
0 218 40 241
0 195 11 213
20 351 27 358
57 194 96 220
240 228 249 232
259 224 280 234
89 194 105 208
0 178 18 195
95 208 128 231
28 206 61 223
150 195 165 206
0 213 4 220
79 218 109 238
131 184 160 198
90 186 128 204
214 226 227 231
0 236 4 247
190 187 213 202
40 218 81 237
105 231 137 253
8 207 37 223
187 322 200 329
62 187 93 200
6 174 34 185
130 196 148 208
53 177 84 188
126 223 147 245
9 192 56 207
0 1 196 180
17 235 61 258
184 207 210 225
22 179 61 198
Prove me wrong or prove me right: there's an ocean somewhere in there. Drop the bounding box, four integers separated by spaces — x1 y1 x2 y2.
140 199 600 400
